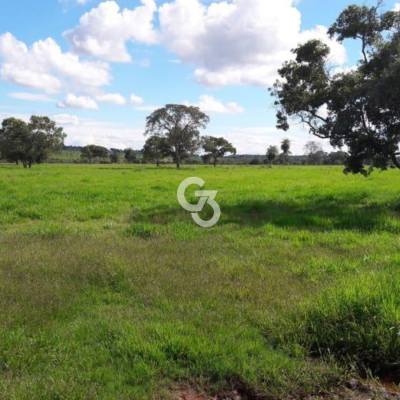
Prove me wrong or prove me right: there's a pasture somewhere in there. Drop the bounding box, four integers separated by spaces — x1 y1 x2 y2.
0 164 399 399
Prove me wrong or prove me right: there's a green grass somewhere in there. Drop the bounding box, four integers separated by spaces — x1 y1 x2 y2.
0 164 400 398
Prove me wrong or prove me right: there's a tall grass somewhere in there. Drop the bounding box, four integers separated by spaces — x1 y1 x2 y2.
0 164 400 398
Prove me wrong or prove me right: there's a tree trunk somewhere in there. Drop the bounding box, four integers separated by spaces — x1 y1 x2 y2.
176 154 181 169
156 160 160 167
28 158 32 168
214 158 217 167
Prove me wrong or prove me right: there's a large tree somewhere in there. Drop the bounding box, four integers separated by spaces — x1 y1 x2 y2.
270 2 400 175
202 136 236 167
142 136 168 166
0 116 66 168
144 104 209 169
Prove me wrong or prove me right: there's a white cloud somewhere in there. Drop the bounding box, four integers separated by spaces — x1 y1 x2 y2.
96 93 127 105
53 114 80 125
64 0 159 62
8 92 56 102
394 3 400 11
0 32 111 93
185 95 244 114
130 94 144 105
57 94 99 110
157 0 346 87
60 0 346 88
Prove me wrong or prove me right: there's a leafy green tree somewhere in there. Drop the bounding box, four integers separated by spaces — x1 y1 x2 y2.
0 116 66 168
81 145 109 163
110 151 119 164
202 136 236 167
144 104 209 169
266 145 279 168
270 3 400 175
142 136 168 166
280 138 291 165
124 148 139 164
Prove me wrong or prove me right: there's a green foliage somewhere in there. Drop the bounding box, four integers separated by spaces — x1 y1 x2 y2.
201 136 236 167
266 145 279 167
124 148 140 164
144 104 210 169
80 145 109 163
0 116 66 168
142 136 168 166
271 3 400 175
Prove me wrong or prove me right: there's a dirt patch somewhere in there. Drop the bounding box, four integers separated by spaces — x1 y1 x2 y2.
176 379 400 400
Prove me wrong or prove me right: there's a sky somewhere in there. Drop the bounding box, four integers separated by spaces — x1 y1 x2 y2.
0 0 399 155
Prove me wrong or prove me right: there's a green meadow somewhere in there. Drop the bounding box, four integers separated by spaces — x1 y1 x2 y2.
1 163 400 399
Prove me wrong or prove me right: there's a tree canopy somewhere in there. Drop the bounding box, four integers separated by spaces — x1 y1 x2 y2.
266 145 279 168
0 116 66 168
270 2 400 175
202 136 236 167
81 145 109 163
144 104 209 169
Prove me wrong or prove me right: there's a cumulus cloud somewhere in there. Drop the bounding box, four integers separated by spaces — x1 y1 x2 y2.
185 95 244 114
130 94 144 105
57 94 99 110
64 0 158 62
8 92 56 102
53 114 80 125
0 32 111 93
95 93 127 105
394 3 400 11
158 0 346 87
62 0 346 88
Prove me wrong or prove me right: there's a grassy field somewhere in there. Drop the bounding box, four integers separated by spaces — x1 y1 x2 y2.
0 164 400 399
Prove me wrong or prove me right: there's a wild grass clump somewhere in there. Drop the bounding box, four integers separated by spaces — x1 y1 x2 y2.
269 269 400 375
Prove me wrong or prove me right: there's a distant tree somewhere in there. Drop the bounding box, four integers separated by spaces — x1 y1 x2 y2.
266 145 279 168
124 148 139 164
110 151 119 164
249 158 261 165
144 104 209 169
270 3 400 175
142 136 168 166
304 141 325 165
324 150 348 165
280 138 291 165
0 116 66 168
202 136 236 167
81 145 109 163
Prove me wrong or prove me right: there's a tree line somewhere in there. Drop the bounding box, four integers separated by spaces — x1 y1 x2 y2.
2 1 400 175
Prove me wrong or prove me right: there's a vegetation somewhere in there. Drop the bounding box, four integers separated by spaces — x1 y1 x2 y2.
0 116 66 168
80 145 109 164
142 136 168 166
266 145 279 167
202 136 236 167
280 138 291 166
0 164 400 398
144 104 209 169
271 3 400 175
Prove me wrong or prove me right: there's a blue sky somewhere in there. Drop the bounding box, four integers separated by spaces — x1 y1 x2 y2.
0 0 399 154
